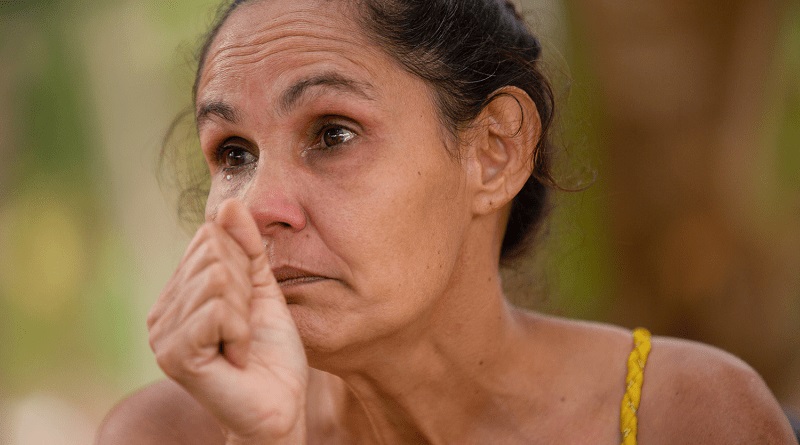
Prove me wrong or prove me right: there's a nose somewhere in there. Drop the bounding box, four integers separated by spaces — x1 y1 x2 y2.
241 161 307 236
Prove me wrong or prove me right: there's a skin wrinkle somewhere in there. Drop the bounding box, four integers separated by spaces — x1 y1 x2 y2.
211 14 360 57
195 1 792 443
198 3 456 155
197 72 375 132
278 72 375 115
197 6 475 388
198 11 384 100
99 1 799 443
198 72 387 177
197 101 241 130
199 50 380 111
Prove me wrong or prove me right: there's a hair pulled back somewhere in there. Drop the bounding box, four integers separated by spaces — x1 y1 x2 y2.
192 0 556 261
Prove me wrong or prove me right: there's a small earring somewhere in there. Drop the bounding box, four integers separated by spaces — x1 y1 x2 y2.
225 174 232 181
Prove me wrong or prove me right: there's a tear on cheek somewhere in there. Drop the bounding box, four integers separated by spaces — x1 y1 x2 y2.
205 174 253 221
214 175 247 196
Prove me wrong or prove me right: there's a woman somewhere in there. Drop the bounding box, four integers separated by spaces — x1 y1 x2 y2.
98 0 797 443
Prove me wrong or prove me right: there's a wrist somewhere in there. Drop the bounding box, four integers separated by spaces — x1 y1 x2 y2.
225 414 306 445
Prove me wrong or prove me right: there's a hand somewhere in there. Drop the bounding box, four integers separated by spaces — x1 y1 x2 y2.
147 199 308 444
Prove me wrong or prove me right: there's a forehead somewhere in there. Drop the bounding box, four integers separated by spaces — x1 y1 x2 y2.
196 0 391 103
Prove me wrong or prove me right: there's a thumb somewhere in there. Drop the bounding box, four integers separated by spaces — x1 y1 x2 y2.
215 200 285 306
215 198 278 292
214 198 266 261
215 201 305 376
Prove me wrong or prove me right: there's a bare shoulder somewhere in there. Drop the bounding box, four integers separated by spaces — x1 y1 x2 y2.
524 316 796 443
638 336 796 444
96 379 225 445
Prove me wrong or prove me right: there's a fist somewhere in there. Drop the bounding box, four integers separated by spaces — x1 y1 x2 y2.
147 199 308 444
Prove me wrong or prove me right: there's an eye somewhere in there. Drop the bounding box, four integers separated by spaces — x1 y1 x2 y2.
314 125 356 152
216 142 257 170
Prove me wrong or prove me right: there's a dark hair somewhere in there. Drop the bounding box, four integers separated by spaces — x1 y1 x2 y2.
187 0 556 261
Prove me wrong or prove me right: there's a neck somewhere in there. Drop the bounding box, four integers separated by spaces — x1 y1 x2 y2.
309 215 546 443
318 269 539 443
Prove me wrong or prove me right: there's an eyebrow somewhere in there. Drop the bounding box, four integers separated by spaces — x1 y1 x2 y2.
196 72 375 129
196 101 240 129
278 72 375 114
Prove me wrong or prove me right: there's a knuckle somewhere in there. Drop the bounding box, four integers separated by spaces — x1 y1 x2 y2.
196 223 216 241
146 311 157 329
194 243 215 263
202 234 226 258
147 332 158 352
191 232 222 259
148 324 168 355
153 348 178 376
232 318 251 340
206 235 226 254
151 335 170 365
204 298 227 324
151 333 201 380
205 263 233 290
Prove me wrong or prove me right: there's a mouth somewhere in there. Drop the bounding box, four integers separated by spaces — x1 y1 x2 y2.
272 266 329 288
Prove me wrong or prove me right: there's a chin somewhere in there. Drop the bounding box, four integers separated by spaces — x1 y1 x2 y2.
288 303 349 358
288 302 386 372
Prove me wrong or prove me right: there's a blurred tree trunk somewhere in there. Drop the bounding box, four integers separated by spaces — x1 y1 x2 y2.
566 0 800 400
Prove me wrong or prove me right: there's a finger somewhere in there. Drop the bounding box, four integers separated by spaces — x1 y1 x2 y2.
214 199 290 339
152 297 251 379
148 225 218 329
214 199 279 296
214 199 267 262
148 281 172 329
215 199 266 259
187 297 251 369
148 260 200 329
148 224 251 329
184 223 252 275
155 262 252 333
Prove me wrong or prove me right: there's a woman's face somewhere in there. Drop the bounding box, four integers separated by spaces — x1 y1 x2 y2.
197 0 476 361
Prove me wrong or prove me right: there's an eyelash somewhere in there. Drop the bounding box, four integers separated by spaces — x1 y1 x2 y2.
210 118 359 175
306 120 358 154
213 141 256 174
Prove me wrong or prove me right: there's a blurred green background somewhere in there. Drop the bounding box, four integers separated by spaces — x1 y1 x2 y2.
0 1 798 443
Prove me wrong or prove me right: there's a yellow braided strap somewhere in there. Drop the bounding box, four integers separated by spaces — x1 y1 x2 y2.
620 328 652 445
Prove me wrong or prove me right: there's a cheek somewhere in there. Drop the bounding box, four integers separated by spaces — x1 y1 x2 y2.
205 174 253 220
205 178 231 221
317 148 467 299
204 183 225 220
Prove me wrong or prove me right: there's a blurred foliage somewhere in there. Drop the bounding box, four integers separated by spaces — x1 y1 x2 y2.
1 2 102 387
1 1 217 442
775 7 800 194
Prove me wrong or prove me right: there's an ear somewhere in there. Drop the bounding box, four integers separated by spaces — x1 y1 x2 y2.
467 86 541 216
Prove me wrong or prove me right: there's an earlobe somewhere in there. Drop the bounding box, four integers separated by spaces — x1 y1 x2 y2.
471 87 541 216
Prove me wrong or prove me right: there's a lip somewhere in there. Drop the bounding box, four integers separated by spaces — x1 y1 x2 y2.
271 265 330 287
